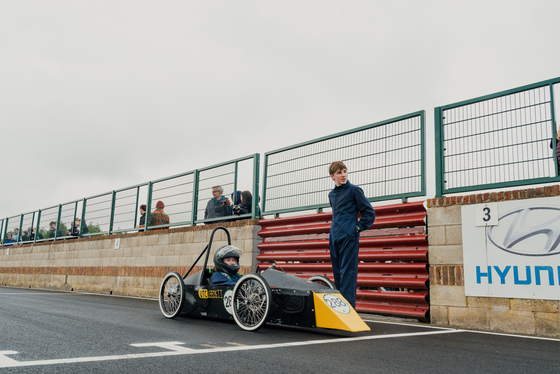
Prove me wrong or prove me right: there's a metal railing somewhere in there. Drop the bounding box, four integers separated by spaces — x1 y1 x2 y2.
262 111 426 216
1 154 260 245
435 77 560 196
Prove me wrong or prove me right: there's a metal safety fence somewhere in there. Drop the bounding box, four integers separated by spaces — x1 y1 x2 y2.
262 111 426 216
435 77 560 196
1 154 259 245
256 201 429 321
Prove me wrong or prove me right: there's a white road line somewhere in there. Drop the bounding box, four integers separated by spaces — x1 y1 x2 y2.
0 330 461 368
362 319 560 342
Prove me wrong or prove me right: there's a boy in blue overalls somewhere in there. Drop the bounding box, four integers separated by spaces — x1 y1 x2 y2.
328 161 376 308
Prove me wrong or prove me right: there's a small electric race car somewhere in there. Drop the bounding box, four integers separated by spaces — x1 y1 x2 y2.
158 227 370 332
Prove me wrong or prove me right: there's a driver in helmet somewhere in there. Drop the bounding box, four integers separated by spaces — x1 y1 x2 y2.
210 245 243 286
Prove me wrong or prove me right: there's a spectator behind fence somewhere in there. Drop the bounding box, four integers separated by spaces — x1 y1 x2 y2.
3 232 14 246
22 230 30 242
550 128 560 169
67 217 89 238
29 227 43 241
232 190 241 206
13 228 20 242
136 204 147 229
149 200 170 229
233 190 262 219
48 221 62 238
204 185 232 221
328 161 376 308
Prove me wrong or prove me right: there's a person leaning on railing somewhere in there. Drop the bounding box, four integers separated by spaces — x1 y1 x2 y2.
204 185 232 222
135 204 147 230
2 232 14 246
232 190 262 219
550 127 560 169
149 200 170 229
67 217 89 238
29 227 43 241
48 221 63 238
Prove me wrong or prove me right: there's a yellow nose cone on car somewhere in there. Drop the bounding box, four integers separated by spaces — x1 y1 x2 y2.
313 293 371 332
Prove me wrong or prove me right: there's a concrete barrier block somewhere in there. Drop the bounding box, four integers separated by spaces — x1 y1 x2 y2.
535 312 560 338
430 306 449 325
445 225 463 245
430 285 467 307
428 226 446 246
429 206 462 226
467 296 510 310
185 231 195 243
168 232 185 245
428 245 463 265
147 235 159 246
193 230 207 244
510 299 559 313
489 309 535 335
448 306 489 329
237 225 254 240
157 235 169 246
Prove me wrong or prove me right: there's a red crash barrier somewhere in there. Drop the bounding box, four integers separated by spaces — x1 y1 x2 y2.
257 201 429 321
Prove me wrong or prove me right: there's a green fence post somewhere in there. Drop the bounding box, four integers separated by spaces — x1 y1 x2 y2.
192 170 199 225
109 191 116 234
55 205 62 240
72 201 78 237
134 186 140 229
146 182 153 230
550 83 558 176
252 154 260 220
233 162 239 206
29 212 35 243
434 106 444 198
80 198 87 238
35 210 41 243
261 153 268 215
18 214 23 245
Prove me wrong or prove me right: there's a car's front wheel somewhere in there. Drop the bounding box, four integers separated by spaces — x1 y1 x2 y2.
159 272 185 319
232 274 272 331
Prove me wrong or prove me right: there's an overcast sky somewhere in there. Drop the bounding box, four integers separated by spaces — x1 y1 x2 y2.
1 0 560 219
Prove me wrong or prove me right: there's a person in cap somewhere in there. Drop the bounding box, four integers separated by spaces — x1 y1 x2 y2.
210 245 242 286
149 200 170 229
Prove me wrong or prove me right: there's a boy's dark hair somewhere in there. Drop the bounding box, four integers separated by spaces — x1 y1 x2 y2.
329 161 347 175
140 204 147 211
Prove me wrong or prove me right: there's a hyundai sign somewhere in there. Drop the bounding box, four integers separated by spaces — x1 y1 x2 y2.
462 198 560 300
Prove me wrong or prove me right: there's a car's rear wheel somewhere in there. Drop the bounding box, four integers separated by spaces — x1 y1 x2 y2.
307 275 336 289
232 274 272 331
159 272 185 318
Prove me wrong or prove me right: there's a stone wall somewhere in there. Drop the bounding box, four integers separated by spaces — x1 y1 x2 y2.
0 220 261 299
427 185 560 338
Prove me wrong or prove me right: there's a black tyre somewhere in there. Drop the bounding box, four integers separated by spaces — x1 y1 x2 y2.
232 274 272 331
307 275 336 289
159 272 185 319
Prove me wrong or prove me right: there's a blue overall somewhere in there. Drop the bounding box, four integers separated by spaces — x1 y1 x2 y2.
328 181 375 307
210 271 242 287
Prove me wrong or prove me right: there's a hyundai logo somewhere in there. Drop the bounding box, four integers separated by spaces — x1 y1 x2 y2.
487 207 560 256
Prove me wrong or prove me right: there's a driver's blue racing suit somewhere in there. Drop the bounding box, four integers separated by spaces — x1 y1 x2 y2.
210 271 242 286
328 181 375 308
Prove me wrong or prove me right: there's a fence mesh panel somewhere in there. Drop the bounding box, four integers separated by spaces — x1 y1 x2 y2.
264 113 424 213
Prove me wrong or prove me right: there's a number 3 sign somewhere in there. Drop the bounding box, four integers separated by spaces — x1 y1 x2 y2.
475 202 498 226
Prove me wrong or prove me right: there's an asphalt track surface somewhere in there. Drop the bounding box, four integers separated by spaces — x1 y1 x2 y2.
1 287 559 374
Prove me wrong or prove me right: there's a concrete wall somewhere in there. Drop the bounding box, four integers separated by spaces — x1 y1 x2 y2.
0 220 261 299
428 186 560 338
